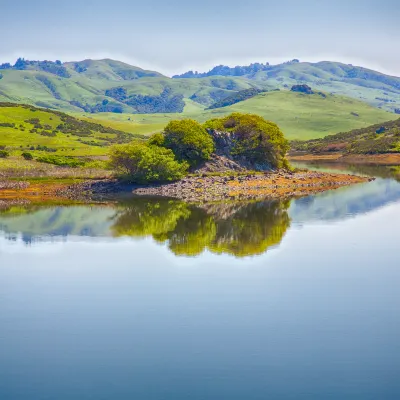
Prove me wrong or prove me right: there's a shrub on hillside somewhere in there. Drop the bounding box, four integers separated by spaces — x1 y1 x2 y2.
109 142 188 183
21 152 33 160
204 113 289 169
36 155 85 167
162 119 215 167
0 150 9 158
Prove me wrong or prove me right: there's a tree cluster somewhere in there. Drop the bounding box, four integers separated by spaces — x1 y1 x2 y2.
110 113 289 183
104 87 185 113
0 58 70 78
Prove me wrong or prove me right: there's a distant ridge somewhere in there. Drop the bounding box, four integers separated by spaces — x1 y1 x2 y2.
0 58 399 114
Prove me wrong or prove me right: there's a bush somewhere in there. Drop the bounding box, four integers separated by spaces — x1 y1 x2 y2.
162 119 215 167
0 150 9 158
204 113 289 169
21 152 33 160
109 142 188 183
36 155 85 167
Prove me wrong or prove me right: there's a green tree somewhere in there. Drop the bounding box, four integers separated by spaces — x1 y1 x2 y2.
163 119 215 167
204 113 289 169
109 142 188 183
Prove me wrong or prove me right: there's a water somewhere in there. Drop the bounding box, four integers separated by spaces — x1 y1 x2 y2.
1 163 400 399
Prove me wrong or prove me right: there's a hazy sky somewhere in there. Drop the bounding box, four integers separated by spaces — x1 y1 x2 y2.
1 0 399 76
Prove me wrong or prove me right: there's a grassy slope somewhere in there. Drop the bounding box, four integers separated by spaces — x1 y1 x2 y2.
291 117 400 154
87 91 395 140
2 59 399 116
0 104 140 157
0 60 263 112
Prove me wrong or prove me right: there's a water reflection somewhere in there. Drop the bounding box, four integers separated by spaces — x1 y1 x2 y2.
112 199 290 257
1 163 400 256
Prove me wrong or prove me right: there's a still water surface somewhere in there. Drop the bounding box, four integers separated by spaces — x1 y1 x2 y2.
1 163 400 399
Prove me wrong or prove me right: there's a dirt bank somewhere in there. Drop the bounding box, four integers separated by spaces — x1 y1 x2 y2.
289 153 400 166
132 171 371 202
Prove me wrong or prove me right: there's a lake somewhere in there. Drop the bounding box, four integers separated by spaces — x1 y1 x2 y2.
1 163 400 399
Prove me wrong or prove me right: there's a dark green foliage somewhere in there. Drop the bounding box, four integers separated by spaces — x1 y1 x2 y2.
291 84 314 94
105 87 127 101
0 150 9 158
0 73 3 80
21 152 33 160
36 155 85 167
109 142 188 183
291 118 400 154
163 119 215 167
0 122 15 128
207 88 265 109
205 113 289 169
125 88 185 113
8 58 70 77
34 145 57 152
173 62 271 78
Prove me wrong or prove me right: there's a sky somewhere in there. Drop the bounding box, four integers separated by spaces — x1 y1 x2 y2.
0 0 399 77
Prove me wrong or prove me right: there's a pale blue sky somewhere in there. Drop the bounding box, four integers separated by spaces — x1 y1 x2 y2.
1 0 399 76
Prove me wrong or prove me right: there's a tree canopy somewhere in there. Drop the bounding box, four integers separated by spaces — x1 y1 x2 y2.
109 142 188 183
163 119 215 167
204 113 289 169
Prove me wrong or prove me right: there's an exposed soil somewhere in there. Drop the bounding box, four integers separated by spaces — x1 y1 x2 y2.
132 171 371 202
0 171 372 203
289 153 400 165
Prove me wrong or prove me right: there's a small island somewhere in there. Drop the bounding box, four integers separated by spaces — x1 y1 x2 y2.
60 113 370 202
0 110 370 203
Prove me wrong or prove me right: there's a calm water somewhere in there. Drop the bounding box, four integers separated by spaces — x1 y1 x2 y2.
1 163 400 399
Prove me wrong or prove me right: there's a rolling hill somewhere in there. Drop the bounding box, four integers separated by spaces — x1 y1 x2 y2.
0 103 144 157
85 91 396 140
291 117 400 154
1 58 399 115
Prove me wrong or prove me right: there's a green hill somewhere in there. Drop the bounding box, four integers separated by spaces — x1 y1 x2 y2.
87 91 395 140
291 117 400 154
0 103 143 157
1 58 400 115
174 60 400 113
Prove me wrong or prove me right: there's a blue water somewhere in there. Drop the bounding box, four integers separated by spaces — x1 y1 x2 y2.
1 163 400 399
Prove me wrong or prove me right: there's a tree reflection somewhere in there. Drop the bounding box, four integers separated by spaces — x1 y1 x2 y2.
111 198 291 257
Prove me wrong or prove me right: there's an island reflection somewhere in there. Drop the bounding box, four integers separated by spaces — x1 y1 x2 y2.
0 198 291 257
111 198 290 257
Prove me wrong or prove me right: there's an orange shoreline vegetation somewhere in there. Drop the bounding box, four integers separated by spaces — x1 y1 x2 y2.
289 153 400 165
133 171 372 202
0 171 371 204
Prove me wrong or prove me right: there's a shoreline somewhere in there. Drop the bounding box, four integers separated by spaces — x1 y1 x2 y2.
131 171 371 202
289 153 400 166
0 170 371 204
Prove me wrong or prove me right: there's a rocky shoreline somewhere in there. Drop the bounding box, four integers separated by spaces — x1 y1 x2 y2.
132 171 372 202
0 170 372 204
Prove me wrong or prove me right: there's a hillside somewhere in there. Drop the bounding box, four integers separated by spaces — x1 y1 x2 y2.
291 117 400 154
0 103 143 157
87 91 395 140
174 60 400 113
1 58 400 115
0 58 265 113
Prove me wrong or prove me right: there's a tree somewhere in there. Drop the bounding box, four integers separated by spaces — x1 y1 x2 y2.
204 113 289 169
163 119 215 167
109 142 188 183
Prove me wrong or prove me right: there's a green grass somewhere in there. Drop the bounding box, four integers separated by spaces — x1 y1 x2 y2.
1 59 400 115
85 91 396 140
0 103 142 157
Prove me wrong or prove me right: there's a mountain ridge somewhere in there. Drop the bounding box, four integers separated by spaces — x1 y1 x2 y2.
0 58 399 115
